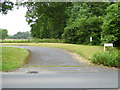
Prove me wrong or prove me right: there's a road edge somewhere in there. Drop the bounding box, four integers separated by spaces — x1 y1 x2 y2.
22 49 31 65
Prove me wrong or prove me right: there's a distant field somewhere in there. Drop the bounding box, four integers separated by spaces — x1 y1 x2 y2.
1 46 29 71
3 39 30 41
0 39 64 43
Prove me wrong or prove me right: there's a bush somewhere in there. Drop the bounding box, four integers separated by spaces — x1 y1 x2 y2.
92 50 120 67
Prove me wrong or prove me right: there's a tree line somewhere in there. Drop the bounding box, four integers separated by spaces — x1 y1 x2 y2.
0 28 31 40
0 2 120 46
9 31 31 39
24 2 120 46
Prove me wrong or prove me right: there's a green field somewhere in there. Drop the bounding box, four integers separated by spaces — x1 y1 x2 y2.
1 46 29 71
0 39 64 43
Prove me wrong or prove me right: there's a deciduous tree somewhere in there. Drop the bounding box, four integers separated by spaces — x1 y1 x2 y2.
0 29 8 40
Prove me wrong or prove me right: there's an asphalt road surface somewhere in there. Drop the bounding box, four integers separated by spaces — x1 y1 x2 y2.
2 46 119 88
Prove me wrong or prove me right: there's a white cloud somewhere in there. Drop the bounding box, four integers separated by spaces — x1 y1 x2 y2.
0 6 30 35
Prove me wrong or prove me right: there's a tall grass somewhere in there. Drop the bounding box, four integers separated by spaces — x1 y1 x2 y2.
92 47 120 67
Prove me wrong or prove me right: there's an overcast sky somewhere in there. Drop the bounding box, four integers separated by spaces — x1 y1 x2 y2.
0 7 30 35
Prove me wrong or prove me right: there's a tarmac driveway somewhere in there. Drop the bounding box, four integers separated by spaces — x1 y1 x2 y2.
2 45 119 88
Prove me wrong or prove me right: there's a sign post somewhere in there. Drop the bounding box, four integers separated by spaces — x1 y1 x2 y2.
90 37 92 42
104 43 113 51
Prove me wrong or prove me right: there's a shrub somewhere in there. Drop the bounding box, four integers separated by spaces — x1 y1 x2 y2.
92 50 120 67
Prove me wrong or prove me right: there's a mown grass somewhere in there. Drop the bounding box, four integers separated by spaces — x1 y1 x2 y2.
2 43 104 60
0 46 29 71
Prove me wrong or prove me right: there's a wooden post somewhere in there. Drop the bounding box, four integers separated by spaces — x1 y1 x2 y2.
104 45 106 51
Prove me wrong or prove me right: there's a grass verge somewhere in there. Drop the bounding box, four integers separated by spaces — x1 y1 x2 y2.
1 46 29 71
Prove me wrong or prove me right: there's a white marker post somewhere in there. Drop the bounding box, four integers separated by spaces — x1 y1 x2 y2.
90 37 92 42
104 43 113 51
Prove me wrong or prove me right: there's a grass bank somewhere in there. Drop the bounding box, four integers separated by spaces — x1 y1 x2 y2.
1 46 29 71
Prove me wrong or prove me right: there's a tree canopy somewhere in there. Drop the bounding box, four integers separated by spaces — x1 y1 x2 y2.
1 1 120 46
63 2 109 44
0 29 8 40
0 1 14 14
101 2 120 43
25 2 71 39
9 31 31 39
25 2 120 46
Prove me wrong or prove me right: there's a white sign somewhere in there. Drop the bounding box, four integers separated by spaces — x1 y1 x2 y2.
104 43 113 47
104 43 113 51
90 37 92 42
